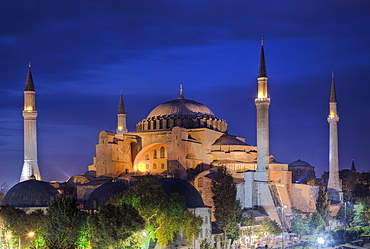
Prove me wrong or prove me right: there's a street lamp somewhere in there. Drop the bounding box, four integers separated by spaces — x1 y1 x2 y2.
6 232 35 249
280 205 287 249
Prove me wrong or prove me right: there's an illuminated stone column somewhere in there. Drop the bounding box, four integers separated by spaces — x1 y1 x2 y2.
327 72 342 201
255 39 270 176
20 65 41 182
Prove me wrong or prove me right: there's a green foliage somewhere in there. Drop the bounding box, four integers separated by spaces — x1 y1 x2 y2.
242 211 255 226
116 175 202 247
316 186 331 225
87 203 145 248
260 218 282 236
309 212 326 234
353 202 369 226
211 166 242 241
290 214 310 234
200 239 213 249
336 202 355 226
344 226 364 242
0 206 46 248
45 194 87 249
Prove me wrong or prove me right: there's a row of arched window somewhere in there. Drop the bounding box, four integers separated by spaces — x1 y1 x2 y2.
146 163 165 170
145 146 165 160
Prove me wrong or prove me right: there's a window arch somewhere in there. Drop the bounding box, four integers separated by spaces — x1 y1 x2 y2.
145 154 149 160
146 164 149 170
153 150 157 159
161 163 165 169
153 163 157 169
160 146 165 158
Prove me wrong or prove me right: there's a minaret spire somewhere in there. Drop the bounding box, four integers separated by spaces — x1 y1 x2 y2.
20 65 41 182
116 91 128 134
258 37 267 78
327 71 342 201
255 38 270 173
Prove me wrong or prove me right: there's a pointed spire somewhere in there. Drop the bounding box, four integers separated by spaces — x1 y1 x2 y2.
178 84 185 99
118 91 126 114
330 71 337 103
258 37 267 78
24 63 35 91
351 159 357 172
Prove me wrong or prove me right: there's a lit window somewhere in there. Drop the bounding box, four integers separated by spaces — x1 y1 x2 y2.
154 150 157 159
161 163 165 169
145 154 149 160
198 177 203 187
153 163 157 169
160 147 165 158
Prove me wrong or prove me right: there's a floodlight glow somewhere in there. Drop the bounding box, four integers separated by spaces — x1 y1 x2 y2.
317 237 325 245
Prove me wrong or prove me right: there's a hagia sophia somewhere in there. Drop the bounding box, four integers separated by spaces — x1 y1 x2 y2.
1 41 342 248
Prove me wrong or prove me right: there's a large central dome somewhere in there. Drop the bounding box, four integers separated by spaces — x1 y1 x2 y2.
147 98 216 119
136 94 227 132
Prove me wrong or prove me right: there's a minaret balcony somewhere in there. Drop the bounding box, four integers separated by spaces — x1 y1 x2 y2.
327 116 339 122
254 98 271 104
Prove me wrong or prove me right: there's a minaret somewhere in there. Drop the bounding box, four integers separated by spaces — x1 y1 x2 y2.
327 72 342 201
255 38 270 174
20 63 41 182
116 91 128 134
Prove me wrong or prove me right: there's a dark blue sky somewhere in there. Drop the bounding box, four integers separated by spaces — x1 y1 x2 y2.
1 0 369 187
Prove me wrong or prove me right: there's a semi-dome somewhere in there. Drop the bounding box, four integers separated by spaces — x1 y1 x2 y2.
2 179 58 207
136 95 228 132
159 177 205 208
84 181 129 210
213 134 250 146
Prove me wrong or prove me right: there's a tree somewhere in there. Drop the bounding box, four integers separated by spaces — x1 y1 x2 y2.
45 194 87 249
290 214 310 234
336 202 355 227
309 212 326 234
353 202 368 226
88 203 145 248
316 185 331 225
114 175 202 248
211 166 242 242
0 206 46 248
260 218 282 236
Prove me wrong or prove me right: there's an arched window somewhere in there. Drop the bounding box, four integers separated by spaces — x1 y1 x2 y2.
153 163 157 169
146 164 149 170
153 150 157 159
145 154 149 160
161 163 165 169
198 177 203 187
160 147 165 158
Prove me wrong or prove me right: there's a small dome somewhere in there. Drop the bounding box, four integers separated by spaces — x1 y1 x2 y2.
288 159 312 167
159 178 205 208
148 98 216 120
213 134 249 146
84 181 129 210
2 179 58 207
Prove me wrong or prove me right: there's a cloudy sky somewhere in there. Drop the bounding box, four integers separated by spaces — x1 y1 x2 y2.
0 0 369 187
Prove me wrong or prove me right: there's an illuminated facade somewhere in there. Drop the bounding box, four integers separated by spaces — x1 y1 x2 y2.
20 65 41 182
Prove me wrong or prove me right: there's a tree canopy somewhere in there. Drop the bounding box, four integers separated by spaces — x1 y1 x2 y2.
211 166 242 241
316 185 331 225
113 175 202 247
